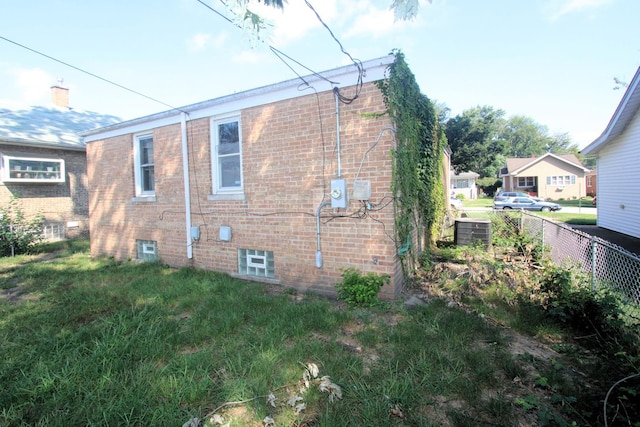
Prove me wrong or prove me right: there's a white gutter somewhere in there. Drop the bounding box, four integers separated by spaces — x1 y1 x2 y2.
181 112 193 259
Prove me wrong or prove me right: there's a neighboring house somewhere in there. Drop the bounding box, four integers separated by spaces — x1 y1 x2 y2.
0 84 120 239
84 55 430 299
450 170 479 199
585 169 597 197
581 66 640 239
499 153 589 200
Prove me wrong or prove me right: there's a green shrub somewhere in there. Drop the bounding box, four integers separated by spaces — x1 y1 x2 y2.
536 263 625 338
0 197 44 257
335 268 389 307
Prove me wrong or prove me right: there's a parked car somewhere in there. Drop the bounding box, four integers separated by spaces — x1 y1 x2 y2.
450 196 463 209
495 191 544 202
493 197 561 212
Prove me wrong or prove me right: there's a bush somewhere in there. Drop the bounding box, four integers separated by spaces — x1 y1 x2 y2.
335 268 389 307
0 197 44 257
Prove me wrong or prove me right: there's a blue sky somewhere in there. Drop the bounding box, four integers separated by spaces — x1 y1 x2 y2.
1 0 639 149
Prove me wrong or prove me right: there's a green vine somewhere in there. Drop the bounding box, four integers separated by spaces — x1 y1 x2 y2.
376 50 446 271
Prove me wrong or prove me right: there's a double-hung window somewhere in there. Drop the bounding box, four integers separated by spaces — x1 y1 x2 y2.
134 133 155 197
211 116 243 196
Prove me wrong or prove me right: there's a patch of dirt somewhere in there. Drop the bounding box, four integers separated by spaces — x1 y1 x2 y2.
0 286 40 303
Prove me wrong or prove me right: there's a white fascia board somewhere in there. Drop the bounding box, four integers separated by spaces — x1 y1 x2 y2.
582 66 640 156
510 153 588 175
84 55 394 143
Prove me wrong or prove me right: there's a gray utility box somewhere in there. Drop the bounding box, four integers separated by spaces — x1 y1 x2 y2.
454 218 492 249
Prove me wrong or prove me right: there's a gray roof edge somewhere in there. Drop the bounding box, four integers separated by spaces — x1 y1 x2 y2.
582 66 640 155
508 153 588 175
0 137 86 152
82 54 395 138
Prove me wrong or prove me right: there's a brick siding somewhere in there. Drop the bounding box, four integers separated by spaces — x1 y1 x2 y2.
0 145 89 239
87 82 405 299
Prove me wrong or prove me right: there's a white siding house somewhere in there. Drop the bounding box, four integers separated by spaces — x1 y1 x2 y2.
582 66 640 239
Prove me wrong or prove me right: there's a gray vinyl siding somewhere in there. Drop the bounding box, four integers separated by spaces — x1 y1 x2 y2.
597 110 640 239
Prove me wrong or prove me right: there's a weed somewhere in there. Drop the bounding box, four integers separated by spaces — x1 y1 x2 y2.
335 267 389 308
0 197 44 257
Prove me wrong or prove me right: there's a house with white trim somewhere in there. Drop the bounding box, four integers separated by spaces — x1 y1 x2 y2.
499 153 589 200
0 84 120 239
83 55 429 299
450 170 479 200
582 66 640 239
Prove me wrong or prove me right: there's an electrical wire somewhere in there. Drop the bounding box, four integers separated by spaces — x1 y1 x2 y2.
197 0 362 101
0 35 188 114
303 0 363 104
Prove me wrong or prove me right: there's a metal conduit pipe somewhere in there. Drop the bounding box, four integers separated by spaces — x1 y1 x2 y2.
315 201 332 268
335 89 341 179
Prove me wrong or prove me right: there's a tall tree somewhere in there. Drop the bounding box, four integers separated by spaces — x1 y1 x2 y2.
444 106 506 176
501 115 552 157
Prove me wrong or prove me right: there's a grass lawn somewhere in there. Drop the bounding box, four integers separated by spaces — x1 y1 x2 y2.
1 239 637 426
458 197 596 225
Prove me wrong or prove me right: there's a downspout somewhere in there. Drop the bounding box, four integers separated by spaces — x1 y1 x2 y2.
181 112 193 259
315 201 331 268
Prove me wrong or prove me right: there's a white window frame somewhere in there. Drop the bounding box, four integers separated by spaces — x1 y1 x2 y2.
516 176 535 188
547 175 576 187
133 133 155 198
1 153 65 183
210 114 243 198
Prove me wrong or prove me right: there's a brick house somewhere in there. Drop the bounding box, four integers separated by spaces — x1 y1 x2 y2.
83 55 430 299
585 169 597 197
0 84 120 239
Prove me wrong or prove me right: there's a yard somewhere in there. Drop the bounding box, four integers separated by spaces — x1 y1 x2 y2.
1 238 638 426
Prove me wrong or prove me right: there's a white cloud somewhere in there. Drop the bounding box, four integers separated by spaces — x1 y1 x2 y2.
232 49 269 64
187 32 229 52
11 68 53 106
188 33 212 52
545 0 612 20
249 0 338 46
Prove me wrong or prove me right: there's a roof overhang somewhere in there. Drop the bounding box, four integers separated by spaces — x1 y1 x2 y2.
0 137 86 152
582 66 640 156
506 152 589 175
83 55 395 143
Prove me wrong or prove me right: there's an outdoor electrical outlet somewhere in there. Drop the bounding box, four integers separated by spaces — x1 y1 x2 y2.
330 179 348 209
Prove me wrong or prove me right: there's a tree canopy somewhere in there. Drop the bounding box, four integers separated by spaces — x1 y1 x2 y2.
445 106 582 178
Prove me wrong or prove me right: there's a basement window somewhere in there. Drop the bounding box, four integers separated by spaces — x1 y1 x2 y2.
1 153 65 183
42 223 65 241
238 249 274 278
137 240 158 262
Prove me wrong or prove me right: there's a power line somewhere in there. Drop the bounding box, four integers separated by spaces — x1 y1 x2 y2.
303 0 363 104
0 35 187 113
195 0 345 89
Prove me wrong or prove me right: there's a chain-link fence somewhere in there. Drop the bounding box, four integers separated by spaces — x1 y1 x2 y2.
502 210 640 321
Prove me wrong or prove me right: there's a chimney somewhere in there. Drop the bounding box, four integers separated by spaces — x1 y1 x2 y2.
51 78 69 109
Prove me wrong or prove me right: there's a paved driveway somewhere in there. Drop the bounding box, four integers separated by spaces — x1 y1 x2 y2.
569 225 640 257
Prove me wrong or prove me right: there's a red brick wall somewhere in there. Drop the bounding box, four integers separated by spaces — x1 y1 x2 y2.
0 145 89 238
88 82 404 298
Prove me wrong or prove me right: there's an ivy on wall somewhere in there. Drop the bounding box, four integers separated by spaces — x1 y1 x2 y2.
376 50 446 271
